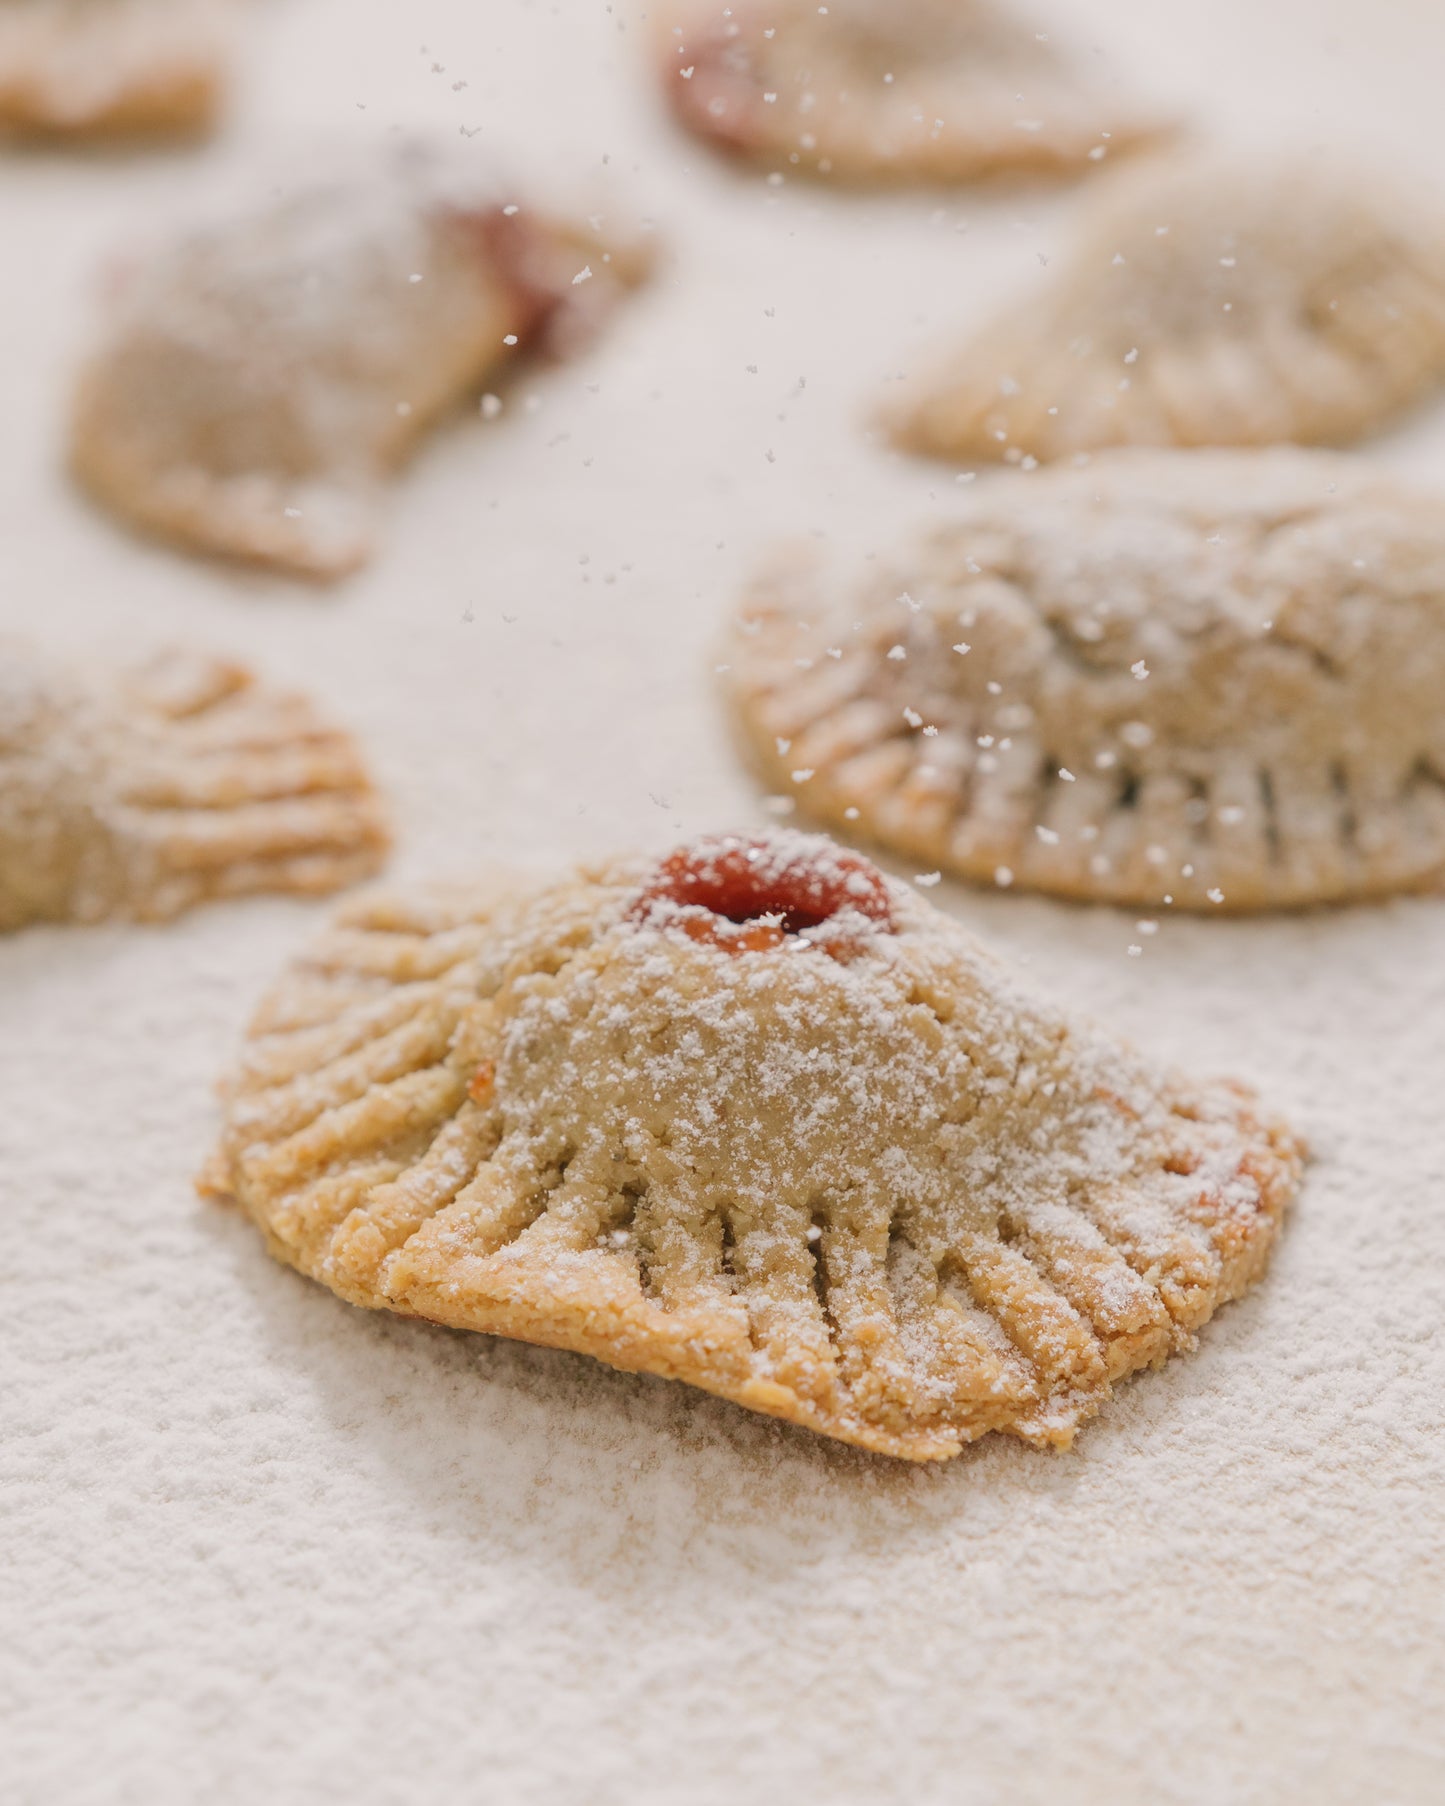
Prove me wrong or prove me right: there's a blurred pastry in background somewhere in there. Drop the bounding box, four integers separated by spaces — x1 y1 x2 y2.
70 153 653 579
201 830 1301 1459
726 448 1445 911
0 639 389 930
661 0 1172 185
885 151 1445 462
0 0 237 141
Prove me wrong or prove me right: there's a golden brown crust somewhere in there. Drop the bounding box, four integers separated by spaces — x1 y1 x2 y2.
886 150 1445 461
661 0 1171 186
726 449 1445 912
0 0 234 141
0 640 389 930
205 838 1303 1460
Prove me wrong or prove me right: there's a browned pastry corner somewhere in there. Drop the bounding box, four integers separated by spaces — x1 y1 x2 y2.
0 0 236 140
70 154 653 578
661 0 1172 185
0 638 389 929
726 448 1445 911
203 832 1302 1460
885 149 1445 462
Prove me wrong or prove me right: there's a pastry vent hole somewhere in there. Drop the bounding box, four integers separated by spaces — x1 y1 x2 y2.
883 1220 935 1321
905 980 955 1027
1329 761 1358 853
534 942 588 979
719 1214 739 1292
627 834 895 959
1259 767 1281 863
528 1144 579 1226
1184 775 1210 835
612 1179 656 1290
807 1209 831 1319
617 1177 647 1232
1406 755 1445 800
1037 751 1065 794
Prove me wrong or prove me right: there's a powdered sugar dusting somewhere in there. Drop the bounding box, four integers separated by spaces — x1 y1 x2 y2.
70 149 651 578
624 828 895 955
729 448 1445 911
6 2 1442 1796
0 638 386 928
209 838 1299 1466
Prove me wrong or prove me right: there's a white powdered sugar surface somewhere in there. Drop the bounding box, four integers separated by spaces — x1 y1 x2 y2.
3 2 1444 1802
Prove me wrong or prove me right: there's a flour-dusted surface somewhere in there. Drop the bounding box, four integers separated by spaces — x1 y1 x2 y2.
3 2 1444 1802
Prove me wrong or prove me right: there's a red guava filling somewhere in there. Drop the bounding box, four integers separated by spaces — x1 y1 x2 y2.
628 835 895 957
667 37 765 155
446 205 571 355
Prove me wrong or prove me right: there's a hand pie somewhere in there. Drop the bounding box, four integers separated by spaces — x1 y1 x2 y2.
201 832 1302 1460
662 0 1169 185
0 0 235 140
726 449 1445 911
70 159 652 578
0 639 388 930
886 152 1445 462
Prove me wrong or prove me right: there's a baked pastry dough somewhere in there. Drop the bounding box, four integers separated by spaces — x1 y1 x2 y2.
71 160 651 578
662 0 1169 185
887 152 1445 462
0 0 234 140
726 449 1445 911
202 832 1302 1459
0 639 388 930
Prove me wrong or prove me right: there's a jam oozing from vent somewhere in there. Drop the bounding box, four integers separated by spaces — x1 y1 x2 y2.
446 197 651 368
446 206 570 355
627 835 895 957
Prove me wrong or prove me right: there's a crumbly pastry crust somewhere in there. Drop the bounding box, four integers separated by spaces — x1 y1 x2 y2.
662 0 1169 185
726 449 1445 911
70 155 652 578
886 151 1445 461
0 0 234 140
203 833 1302 1461
0 639 389 930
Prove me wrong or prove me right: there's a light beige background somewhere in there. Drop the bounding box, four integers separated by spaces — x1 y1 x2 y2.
4 2 1445 1801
